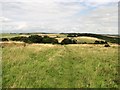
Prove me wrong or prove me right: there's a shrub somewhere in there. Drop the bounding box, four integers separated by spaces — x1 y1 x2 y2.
100 41 105 44
100 41 108 44
104 44 110 47
94 40 100 44
61 38 77 45
27 35 42 43
10 36 27 42
10 35 59 44
51 39 59 44
0 38 9 41
94 40 108 44
42 36 58 44
10 35 42 43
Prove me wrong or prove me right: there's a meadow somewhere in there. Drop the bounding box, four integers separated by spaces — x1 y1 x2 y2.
1 33 119 88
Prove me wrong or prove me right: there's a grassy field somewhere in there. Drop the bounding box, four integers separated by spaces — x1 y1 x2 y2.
0 33 67 38
2 43 119 88
74 37 103 44
0 34 20 38
0 33 105 44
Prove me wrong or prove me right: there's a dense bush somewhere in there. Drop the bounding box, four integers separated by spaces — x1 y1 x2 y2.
94 40 100 44
42 36 58 44
51 39 59 44
100 41 108 44
66 33 118 44
94 40 108 44
10 36 27 42
61 38 77 45
104 44 110 47
10 35 59 44
27 35 43 43
0 38 9 41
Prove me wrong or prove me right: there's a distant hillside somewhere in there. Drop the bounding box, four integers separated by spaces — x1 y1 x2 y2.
1 33 119 44
66 33 120 44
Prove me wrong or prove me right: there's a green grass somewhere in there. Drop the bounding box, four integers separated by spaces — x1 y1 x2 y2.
0 34 20 38
2 44 119 88
74 37 103 43
1 33 67 39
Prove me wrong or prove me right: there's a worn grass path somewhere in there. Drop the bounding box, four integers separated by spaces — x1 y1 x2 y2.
2 44 119 88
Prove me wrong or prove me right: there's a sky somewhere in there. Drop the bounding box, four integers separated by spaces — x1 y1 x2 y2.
0 0 119 34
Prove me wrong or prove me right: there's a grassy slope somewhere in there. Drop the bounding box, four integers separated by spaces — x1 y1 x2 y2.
2 33 119 44
74 37 103 43
1 33 67 38
2 44 118 88
0 34 20 38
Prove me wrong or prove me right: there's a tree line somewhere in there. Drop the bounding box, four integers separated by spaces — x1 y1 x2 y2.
67 33 119 44
0 35 109 45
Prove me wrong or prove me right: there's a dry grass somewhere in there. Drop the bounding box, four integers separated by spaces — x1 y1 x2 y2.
74 36 103 43
2 43 119 88
1 34 119 88
76 36 102 40
0 41 26 47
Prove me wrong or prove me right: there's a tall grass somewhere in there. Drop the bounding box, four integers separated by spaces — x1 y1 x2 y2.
2 44 119 88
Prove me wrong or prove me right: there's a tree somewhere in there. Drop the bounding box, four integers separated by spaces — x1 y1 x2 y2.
104 44 110 47
10 36 27 42
0 38 9 41
61 38 77 45
42 36 58 44
94 40 100 44
10 35 59 44
94 40 108 44
27 35 43 43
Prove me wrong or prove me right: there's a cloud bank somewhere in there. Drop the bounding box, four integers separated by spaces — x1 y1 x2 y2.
0 0 118 34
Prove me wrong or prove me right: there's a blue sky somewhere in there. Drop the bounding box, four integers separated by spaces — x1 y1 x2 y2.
0 0 118 34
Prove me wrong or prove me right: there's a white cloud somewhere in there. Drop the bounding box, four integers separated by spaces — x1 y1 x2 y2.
16 22 28 30
0 0 119 2
0 0 118 34
0 17 11 22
